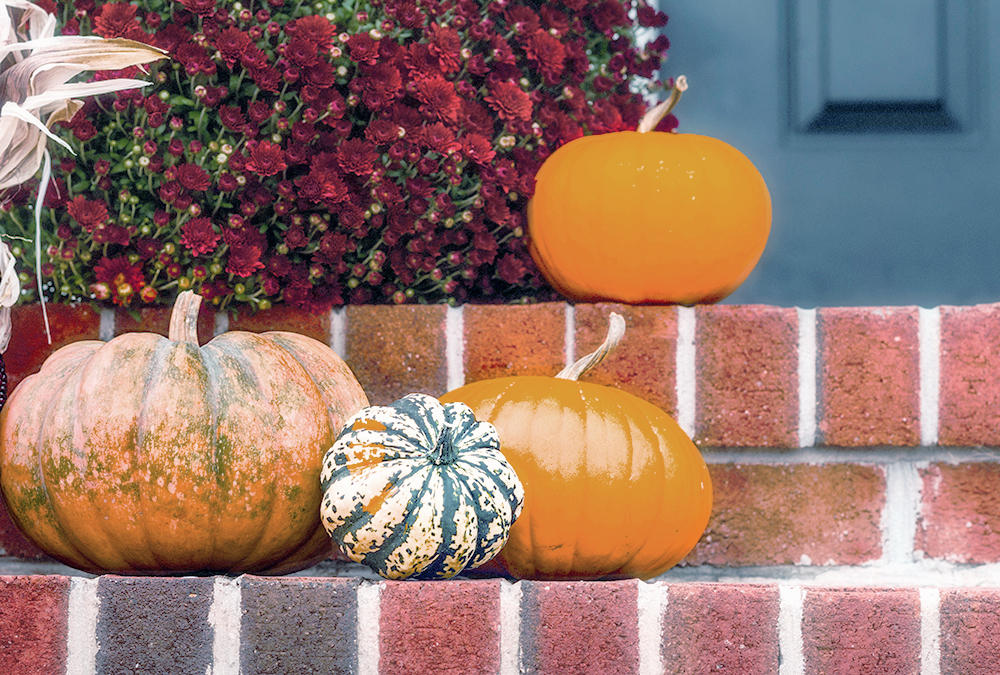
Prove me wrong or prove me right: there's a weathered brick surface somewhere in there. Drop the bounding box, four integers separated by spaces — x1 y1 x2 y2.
462 303 565 382
696 306 798 447
345 304 447 404
96 576 214 674
114 302 216 344
521 580 638 673
662 583 779 673
380 579 501 674
241 576 359 674
574 303 678 417
802 587 921 675
684 463 885 566
227 304 331 343
916 462 1000 563
818 307 920 446
939 304 1000 446
940 587 1000 673
6 303 101 393
0 575 69 674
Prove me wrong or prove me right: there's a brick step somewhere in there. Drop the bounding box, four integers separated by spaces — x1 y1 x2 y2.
2 574 999 673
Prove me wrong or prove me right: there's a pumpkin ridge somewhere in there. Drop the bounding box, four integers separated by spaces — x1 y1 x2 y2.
27 362 105 572
327 461 426 546
194 341 226 569
133 336 181 571
411 468 468 579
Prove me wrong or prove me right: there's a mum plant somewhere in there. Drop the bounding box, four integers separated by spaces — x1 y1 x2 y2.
1 0 671 312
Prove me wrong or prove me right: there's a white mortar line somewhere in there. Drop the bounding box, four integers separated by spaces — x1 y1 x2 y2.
699 445 1000 465
882 461 921 565
329 307 347 358
676 306 696 438
208 577 241 675
445 305 465 391
564 303 575 368
920 587 941 675
637 581 665 675
919 307 941 447
66 577 99 675
213 311 229 336
499 580 522 675
98 308 115 341
797 308 817 448
357 581 382 675
778 585 804 675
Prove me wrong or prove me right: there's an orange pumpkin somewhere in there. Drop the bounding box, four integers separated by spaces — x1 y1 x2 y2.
439 314 712 580
528 77 771 305
0 291 368 575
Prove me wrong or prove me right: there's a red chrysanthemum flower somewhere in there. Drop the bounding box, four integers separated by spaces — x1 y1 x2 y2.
484 80 533 122
219 106 249 133
336 139 380 176
226 244 265 277
426 23 463 74
286 15 336 49
216 27 252 67
285 37 319 67
356 62 402 111
347 33 381 65
93 2 145 40
413 75 460 125
178 0 216 16
245 141 288 177
461 133 496 165
180 217 221 256
522 29 566 83
175 163 212 191
66 195 109 230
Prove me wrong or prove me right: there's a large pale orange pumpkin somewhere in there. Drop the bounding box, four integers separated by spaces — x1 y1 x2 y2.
439 314 712 580
528 77 771 304
0 291 368 575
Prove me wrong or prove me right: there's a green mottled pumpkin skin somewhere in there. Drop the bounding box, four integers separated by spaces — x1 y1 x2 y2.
320 393 524 580
0 330 368 575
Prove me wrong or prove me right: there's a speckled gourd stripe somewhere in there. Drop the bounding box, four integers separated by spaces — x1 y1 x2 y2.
320 393 524 580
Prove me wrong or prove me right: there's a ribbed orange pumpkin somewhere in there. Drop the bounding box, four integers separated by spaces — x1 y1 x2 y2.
0 291 368 575
528 77 771 304
439 314 712 580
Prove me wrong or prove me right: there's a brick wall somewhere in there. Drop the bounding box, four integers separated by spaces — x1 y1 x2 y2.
3 301 1000 672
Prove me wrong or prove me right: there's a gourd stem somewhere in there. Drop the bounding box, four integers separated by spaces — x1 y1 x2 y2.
556 312 626 381
430 437 458 465
637 75 688 133
168 290 203 346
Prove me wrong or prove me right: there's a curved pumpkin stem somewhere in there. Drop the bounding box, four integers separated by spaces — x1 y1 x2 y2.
556 312 626 381
168 290 204 346
637 75 688 133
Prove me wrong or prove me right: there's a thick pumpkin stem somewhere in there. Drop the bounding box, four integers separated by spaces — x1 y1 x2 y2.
168 290 204 346
556 312 626 381
429 434 458 465
637 75 688 133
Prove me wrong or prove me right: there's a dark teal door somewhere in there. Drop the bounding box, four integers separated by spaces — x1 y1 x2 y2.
662 0 999 306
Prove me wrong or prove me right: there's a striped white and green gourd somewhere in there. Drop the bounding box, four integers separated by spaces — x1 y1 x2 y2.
319 393 524 580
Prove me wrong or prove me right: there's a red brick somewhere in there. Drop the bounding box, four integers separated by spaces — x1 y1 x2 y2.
5 303 101 393
683 463 885 566
939 304 1000 446
114 302 215 344
818 307 920 446
0 575 70 674
0 500 48 560
916 462 1000 563
522 580 638 673
802 588 921 675
345 305 447 405
463 303 565 382
228 305 330 344
574 304 677 417
380 579 500 674
662 583 779 673
940 588 1000 673
241 576 360 674
696 306 798 447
